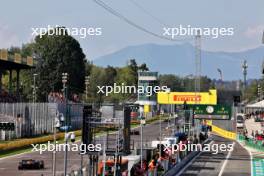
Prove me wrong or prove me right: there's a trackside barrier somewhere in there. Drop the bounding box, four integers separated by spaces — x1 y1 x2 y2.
211 125 236 140
237 134 264 152
206 120 212 126
205 120 236 140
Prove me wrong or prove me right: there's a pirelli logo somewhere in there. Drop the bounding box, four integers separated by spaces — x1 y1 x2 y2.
173 95 201 102
157 89 217 105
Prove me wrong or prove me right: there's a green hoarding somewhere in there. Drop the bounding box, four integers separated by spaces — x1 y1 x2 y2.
192 104 232 120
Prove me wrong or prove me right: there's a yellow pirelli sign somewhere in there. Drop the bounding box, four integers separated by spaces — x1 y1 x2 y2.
157 89 217 105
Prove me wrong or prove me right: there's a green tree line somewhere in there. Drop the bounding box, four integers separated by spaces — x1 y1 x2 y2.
1 27 216 103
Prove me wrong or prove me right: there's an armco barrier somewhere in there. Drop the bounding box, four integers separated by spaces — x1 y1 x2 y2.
211 125 236 140
205 120 236 140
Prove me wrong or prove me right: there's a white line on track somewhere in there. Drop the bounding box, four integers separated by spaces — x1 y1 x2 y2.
236 141 253 176
218 141 235 176
175 140 214 176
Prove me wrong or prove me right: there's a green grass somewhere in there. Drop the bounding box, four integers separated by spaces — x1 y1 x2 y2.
0 135 84 159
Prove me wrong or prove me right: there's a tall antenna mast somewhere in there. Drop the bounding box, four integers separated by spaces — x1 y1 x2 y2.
242 60 248 90
195 30 201 93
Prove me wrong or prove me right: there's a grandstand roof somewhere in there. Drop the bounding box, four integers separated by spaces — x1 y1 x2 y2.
0 49 36 70
0 59 34 70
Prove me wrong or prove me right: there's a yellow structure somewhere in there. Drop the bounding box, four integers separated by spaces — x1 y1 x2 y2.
205 120 236 140
0 49 8 60
211 125 236 140
205 120 212 126
157 89 217 105
0 49 36 66
144 105 150 113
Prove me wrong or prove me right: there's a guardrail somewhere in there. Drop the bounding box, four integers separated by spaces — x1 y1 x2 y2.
211 125 236 140
205 120 236 140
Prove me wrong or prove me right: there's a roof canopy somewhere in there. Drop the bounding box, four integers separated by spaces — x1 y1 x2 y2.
0 49 36 70
246 100 264 108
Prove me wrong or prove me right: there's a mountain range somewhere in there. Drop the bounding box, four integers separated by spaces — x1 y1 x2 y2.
93 43 264 80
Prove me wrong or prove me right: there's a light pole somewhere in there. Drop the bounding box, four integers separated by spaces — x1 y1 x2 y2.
242 60 248 90
80 75 89 176
114 118 121 176
52 112 63 176
217 68 223 81
102 135 107 176
62 73 68 101
85 76 90 100
166 88 171 130
62 72 69 176
63 132 76 176
32 73 38 135
139 105 145 169
261 31 264 98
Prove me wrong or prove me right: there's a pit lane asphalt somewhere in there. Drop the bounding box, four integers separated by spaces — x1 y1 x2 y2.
178 135 251 176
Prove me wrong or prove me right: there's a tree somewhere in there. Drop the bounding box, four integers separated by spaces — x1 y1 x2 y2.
159 74 184 91
105 66 117 86
32 27 86 101
244 80 258 101
138 63 149 71
127 59 149 87
127 59 138 86
88 66 106 103
200 76 213 92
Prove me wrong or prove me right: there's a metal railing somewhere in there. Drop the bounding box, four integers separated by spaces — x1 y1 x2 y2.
0 102 84 140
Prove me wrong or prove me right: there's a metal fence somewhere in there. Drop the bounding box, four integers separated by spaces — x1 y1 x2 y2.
57 103 83 130
0 103 84 140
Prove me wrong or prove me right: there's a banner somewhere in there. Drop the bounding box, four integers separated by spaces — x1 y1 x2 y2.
0 49 8 60
212 125 236 140
14 53 21 63
27 56 33 66
157 89 217 105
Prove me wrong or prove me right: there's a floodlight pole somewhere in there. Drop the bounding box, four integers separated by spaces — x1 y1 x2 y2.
52 112 58 176
62 72 68 176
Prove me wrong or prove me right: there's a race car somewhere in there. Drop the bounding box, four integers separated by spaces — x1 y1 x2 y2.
18 159 44 170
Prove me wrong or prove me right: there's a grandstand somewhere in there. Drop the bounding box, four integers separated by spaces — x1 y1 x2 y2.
0 49 37 102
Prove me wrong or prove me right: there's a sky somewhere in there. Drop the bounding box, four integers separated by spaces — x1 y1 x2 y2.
0 0 263 60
